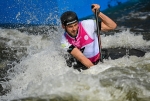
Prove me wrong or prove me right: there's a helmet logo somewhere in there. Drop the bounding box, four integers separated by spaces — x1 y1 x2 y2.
66 20 77 25
84 35 88 40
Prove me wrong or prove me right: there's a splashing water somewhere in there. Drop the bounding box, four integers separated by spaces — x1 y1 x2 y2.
0 26 150 101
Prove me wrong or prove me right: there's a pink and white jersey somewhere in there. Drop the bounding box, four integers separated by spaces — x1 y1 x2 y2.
61 19 100 63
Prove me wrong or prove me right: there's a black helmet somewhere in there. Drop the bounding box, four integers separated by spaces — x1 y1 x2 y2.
60 11 78 26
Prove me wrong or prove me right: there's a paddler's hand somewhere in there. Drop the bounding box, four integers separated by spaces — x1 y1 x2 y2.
91 4 100 13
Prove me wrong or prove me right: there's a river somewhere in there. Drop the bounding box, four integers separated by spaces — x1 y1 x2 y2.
0 0 150 101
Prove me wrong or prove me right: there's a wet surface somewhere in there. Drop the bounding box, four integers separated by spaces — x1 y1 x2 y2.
105 48 146 60
0 0 150 100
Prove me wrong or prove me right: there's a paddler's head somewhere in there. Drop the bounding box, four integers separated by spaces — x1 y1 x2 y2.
60 11 79 37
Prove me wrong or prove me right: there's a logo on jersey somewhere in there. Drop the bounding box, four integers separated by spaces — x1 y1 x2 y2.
84 35 88 40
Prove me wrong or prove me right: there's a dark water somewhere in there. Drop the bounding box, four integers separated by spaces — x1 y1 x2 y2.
102 0 150 34
0 0 150 101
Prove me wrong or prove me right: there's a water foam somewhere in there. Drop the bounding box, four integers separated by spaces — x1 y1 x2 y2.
0 28 150 101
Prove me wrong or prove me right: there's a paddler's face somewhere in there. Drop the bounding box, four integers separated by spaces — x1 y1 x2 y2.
63 22 79 37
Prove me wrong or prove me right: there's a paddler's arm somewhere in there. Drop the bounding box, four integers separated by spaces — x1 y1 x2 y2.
99 12 117 31
70 47 94 68
91 4 117 32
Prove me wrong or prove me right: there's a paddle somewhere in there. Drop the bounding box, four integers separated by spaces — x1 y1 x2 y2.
91 5 103 62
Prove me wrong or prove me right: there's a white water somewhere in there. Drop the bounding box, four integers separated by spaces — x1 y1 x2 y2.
0 27 150 101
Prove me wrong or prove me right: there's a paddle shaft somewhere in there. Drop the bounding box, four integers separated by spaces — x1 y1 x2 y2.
94 9 103 62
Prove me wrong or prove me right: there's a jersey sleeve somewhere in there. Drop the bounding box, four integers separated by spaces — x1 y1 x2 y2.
61 35 71 51
81 19 101 31
81 19 96 39
82 19 97 30
61 35 76 53
81 19 101 39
